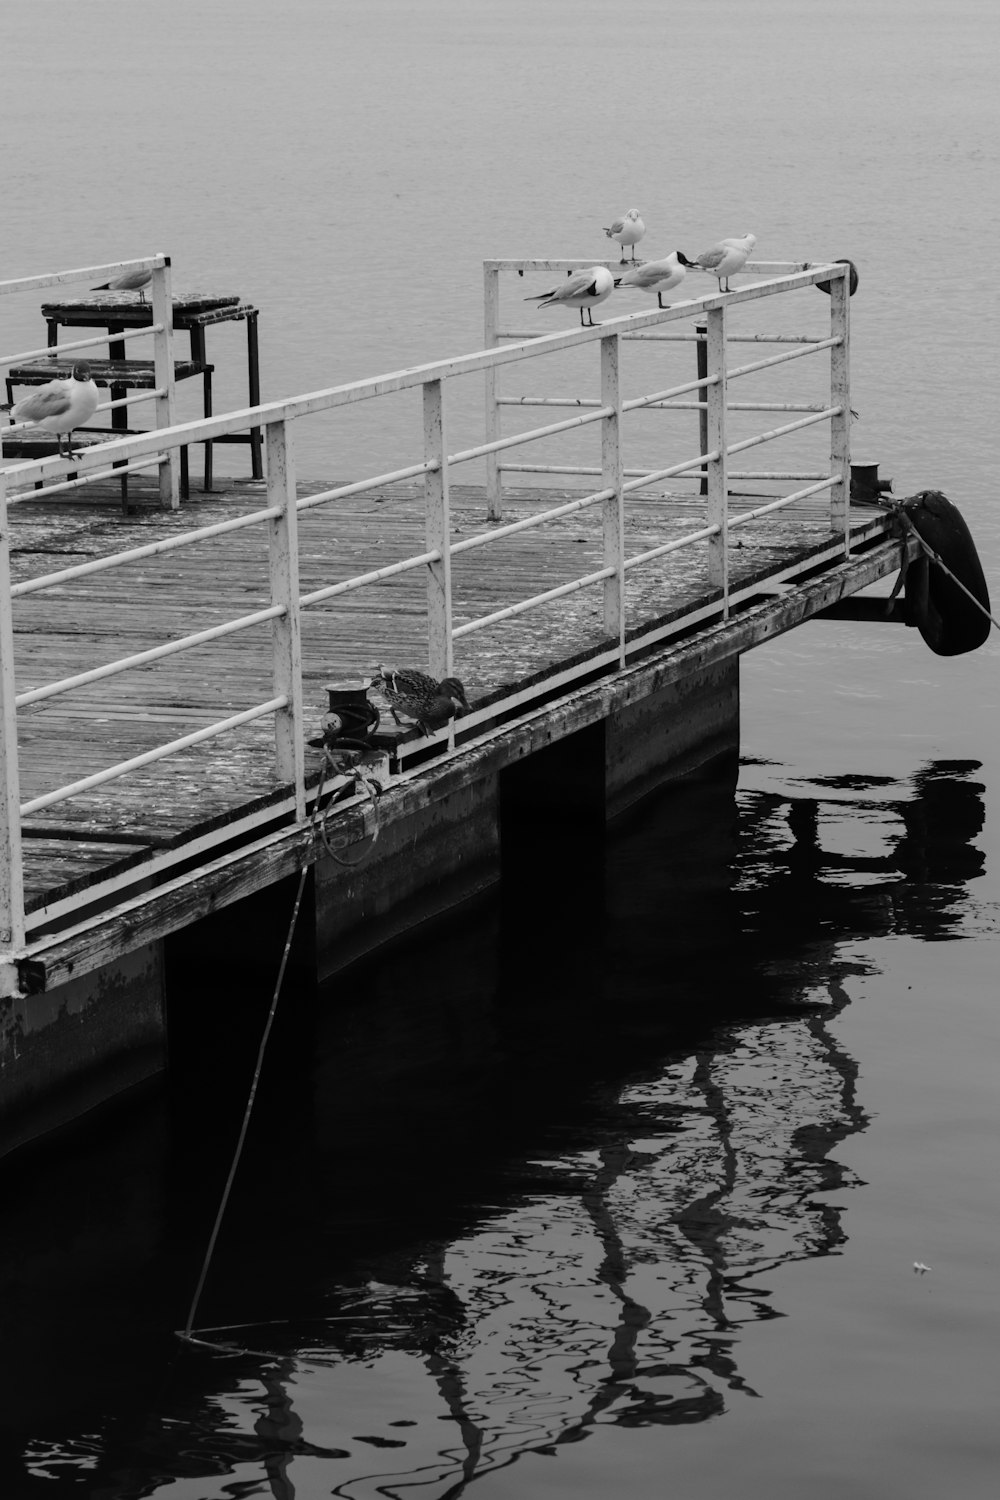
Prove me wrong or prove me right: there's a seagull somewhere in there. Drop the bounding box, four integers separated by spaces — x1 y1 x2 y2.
614 251 686 307
677 233 757 291
369 667 470 735
2 362 100 459
602 209 645 263
524 266 614 327
92 268 153 303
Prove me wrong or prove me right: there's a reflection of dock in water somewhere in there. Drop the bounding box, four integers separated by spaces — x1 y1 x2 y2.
13 759 986 1497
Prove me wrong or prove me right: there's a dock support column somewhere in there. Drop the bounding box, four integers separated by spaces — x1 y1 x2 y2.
601 333 625 664
706 305 729 610
483 264 503 521
0 473 25 986
424 379 454 680
266 419 306 817
829 267 852 551
150 254 180 510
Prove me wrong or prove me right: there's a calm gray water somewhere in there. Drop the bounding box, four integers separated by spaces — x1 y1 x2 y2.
2 2 999 1496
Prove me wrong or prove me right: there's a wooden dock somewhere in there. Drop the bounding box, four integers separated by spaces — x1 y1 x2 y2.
11 476 900 934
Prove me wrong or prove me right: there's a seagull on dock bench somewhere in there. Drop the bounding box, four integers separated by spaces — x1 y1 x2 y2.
370 667 470 735
524 266 614 327
602 209 646 263
677 233 756 291
92 268 153 303
2 362 100 459
615 251 686 307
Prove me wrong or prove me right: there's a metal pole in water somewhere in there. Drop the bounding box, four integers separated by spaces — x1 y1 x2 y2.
696 323 708 496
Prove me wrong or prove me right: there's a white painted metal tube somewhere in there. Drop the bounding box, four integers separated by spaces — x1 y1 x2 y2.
8 457 165 503
0 257 165 298
1 324 164 368
727 477 838 526
453 565 616 639
10 506 282 597
449 488 612 556
15 604 286 708
296 460 436 511
623 523 720 572
299 549 441 608
447 404 613 467
727 337 840 382
497 396 825 413
19 697 287 817
725 407 840 457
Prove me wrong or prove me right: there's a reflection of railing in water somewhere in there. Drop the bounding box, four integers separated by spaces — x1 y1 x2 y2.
16 759 986 1497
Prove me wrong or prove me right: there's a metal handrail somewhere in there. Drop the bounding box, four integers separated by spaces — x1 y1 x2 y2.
0 260 852 961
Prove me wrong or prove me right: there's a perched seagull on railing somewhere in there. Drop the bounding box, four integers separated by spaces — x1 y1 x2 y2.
677 233 757 291
1 362 100 459
524 266 614 327
370 667 470 735
92 268 153 303
614 251 686 307
602 209 645 263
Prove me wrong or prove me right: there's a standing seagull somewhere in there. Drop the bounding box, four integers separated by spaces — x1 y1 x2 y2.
677 233 757 291
2 362 100 459
614 251 686 307
602 208 645 263
524 266 614 327
92 268 153 303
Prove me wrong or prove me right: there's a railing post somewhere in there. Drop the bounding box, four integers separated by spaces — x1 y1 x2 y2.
483 263 503 522
706 304 729 611
829 265 852 552
601 333 626 664
150 254 180 510
266 419 306 818
0 472 26 981
423 378 453 680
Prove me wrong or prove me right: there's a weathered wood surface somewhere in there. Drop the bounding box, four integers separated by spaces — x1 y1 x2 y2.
6 476 893 917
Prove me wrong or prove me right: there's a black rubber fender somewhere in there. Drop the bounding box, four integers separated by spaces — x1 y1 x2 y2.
899 491 991 655
815 258 859 296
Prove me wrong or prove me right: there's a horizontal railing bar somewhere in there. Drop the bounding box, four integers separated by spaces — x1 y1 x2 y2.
1 324 164 368
623 522 720 571
485 258 822 274
299 549 441 607
729 470 831 480
98 389 165 413
497 396 826 413
16 605 285 707
622 450 716 490
496 462 833 485
2 267 848 482
23 761 365 931
449 488 612 555
448 405 613 465
727 477 839 524
0 257 166 299
8 457 164 504
296 462 436 511
453 565 616 638
20 697 286 817
10 506 282 596
619 332 827 345
727 337 840 382
725 407 839 456
5 388 167 436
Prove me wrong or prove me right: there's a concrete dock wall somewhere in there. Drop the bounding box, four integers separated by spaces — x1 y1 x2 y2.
0 658 740 1158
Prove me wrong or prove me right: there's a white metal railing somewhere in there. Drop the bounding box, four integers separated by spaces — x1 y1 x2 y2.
0 261 852 970
1 254 181 509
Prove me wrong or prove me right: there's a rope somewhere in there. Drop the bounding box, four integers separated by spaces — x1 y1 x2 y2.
177 746 381 1346
897 514 1000 633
